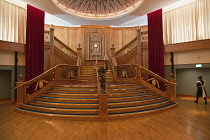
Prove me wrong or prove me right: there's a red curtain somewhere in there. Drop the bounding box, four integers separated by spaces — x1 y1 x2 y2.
26 5 45 81
147 9 164 78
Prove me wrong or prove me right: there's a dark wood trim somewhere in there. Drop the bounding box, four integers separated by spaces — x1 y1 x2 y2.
0 98 12 101
0 40 25 52
165 39 210 53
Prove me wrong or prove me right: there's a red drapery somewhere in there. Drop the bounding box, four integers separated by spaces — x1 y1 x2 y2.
26 5 45 81
147 9 164 78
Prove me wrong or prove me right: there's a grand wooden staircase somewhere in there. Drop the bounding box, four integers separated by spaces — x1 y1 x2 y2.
15 29 177 121
15 64 177 121
15 81 177 120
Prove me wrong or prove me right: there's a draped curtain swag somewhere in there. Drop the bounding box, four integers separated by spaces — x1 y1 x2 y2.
163 0 210 45
0 0 26 44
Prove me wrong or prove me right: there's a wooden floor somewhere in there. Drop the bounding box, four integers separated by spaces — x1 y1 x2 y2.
0 97 209 140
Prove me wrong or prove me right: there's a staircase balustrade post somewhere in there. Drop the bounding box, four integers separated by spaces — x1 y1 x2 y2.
136 29 143 66
55 66 61 81
110 47 117 66
16 74 26 107
77 47 82 66
49 26 55 68
168 73 176 103
98 94 109 121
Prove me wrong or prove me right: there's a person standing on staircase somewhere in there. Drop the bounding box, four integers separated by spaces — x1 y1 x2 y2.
194 76 207 104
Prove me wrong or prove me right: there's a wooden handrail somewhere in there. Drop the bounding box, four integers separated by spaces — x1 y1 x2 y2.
114 64 176 102
16 64 79 105
54 36 77 55
115 37 137 56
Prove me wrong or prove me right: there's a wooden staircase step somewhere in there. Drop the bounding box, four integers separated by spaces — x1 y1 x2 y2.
42 92 98 98
108 94 161 103
34 96 99 103
107 87 148 93
15 108 99 120
21 104 99 115
108 100 171 114
48 89 97 93
108 97 167 108
109 91 154 97
28 100 99 108
108 103 178 120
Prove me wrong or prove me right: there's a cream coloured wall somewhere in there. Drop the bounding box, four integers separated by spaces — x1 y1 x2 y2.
0 50 25 66
164 48 210 65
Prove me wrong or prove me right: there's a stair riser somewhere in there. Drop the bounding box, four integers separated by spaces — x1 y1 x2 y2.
107 85 143 89
15 108 99 121
42 93 98 98
108 101 171 114
108 98 166 108
47 90 97 93
107 88 148 93
34 97 99 103
108 104 178 120
109 91 154 98
28 101 99 109
22 105 99 115
108 95 160 103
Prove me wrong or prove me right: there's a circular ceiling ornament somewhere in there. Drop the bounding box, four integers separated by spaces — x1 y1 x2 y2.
51 0 144 20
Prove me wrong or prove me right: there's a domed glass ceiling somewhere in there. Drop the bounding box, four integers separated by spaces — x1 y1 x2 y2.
51 0 144 20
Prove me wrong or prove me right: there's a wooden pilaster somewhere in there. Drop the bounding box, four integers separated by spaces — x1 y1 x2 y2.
99 94 109 121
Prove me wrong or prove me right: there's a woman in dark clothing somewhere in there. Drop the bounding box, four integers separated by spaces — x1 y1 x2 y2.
194 76 207 104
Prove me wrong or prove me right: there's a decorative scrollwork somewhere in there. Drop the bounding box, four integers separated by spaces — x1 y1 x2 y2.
54 38 77 60
116 39 137 59
147 78 160 88
117 66 136 78
60 67 78 79
44 32 50 42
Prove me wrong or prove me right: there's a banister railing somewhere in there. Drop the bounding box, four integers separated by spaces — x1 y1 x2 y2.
54 36 77 61
114 64 176 103
16 64 79 107
115 37 137 60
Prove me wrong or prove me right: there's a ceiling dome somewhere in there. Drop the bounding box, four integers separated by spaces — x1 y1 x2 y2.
51 0 144 20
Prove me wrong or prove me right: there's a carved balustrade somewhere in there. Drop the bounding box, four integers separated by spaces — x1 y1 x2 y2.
115 37 137 60
44 30 50 43
114 64 176 102
16 64 79 106
54 36 77 60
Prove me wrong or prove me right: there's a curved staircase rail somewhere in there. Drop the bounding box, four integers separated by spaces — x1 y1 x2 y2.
54 36 77 61
16 64 79 107
115 37 137 60
115 64 176 103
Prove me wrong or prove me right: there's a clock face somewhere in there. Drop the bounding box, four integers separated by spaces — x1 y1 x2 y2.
93 43 98 48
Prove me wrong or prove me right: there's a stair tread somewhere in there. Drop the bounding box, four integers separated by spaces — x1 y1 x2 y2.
108 103 177 115
108 97 165 104
16 108 98 116
24 104 99 110
30 100 99 104
109 100 170 109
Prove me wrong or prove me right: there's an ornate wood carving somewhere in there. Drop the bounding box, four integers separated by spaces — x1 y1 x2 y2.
86 29 106 60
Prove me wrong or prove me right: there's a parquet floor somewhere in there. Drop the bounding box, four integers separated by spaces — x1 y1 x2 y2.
0 97 209 140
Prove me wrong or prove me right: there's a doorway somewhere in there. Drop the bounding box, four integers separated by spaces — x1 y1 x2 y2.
0 70 12 100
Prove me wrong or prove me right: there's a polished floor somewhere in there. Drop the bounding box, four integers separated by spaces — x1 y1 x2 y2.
0 97 209 140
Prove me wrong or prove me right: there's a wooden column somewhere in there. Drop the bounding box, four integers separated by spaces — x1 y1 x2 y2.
136 29 142 66
49 27 55 68
16 74 26 107
110 47 117 66
99 94 109 121
168 73 176 103
77 47 82 66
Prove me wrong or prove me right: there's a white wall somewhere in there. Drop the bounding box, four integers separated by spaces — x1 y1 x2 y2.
0 50 25 66
164 48 210 65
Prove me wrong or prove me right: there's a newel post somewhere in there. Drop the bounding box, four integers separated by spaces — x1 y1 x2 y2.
98 94 109 121
16 74 26 107
168 73 176 103
77 46 82 66
136 29 142 66
49 26 55 68
110 45 117 66
55 66 61 81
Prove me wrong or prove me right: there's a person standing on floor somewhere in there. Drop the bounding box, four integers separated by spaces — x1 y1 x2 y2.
194 76 207 104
